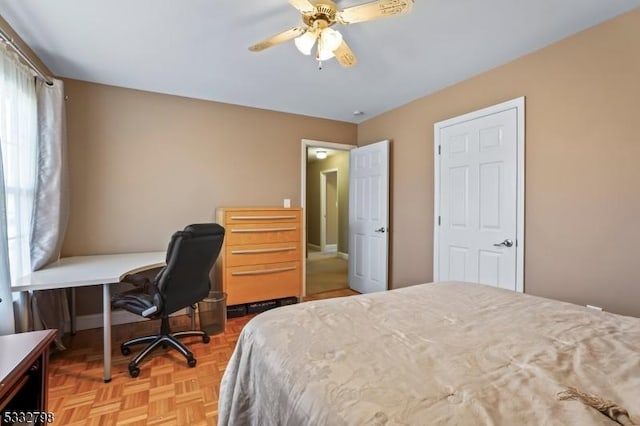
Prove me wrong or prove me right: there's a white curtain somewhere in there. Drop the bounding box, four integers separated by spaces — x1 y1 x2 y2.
0 44 38 334
30 78 69 350
0 141 13 335
31 79 68 269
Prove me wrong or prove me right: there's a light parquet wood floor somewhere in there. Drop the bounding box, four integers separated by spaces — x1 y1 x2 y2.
49 314 253 426
48 289 358 425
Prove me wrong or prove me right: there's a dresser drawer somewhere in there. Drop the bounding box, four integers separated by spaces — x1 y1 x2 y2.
226 223 300 246
224 210 301 225
225 261 300 305
225 242 301 267
216 207 303 305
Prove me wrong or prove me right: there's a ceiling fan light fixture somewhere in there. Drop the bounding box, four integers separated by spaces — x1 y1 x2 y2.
294 31 316 55
249 0 414 68
316 28 343 60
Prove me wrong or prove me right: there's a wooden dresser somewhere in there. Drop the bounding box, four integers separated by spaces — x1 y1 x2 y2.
215 207 303 306
0 329 56 425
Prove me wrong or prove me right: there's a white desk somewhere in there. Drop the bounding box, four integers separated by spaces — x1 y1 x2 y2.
12 251 166 382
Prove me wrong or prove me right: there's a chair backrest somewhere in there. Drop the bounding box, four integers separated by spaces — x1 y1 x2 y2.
156 223 225 314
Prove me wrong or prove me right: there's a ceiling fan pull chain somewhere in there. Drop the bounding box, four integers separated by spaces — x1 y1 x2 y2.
318 60 323 70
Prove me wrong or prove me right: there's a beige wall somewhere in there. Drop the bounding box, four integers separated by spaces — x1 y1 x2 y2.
306 151 350 253
325 173 338 245
63 79 356 314
358 9 640 317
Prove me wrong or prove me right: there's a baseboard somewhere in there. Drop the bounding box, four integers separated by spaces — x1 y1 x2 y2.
69 307 190 332
309 243 341 254
338 252 349 260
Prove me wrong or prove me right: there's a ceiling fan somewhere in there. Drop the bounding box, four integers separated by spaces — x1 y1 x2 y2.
249 0 414 68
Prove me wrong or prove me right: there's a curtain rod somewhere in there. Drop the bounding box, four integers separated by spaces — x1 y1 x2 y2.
0 26 54 86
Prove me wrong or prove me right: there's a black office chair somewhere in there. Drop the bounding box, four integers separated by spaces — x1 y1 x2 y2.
112 223 225 378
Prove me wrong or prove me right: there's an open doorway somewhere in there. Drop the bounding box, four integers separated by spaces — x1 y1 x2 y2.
301 139 355 297
320 169 338 253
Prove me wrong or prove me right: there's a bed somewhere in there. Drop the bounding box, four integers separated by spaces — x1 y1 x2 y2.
218 282 640 425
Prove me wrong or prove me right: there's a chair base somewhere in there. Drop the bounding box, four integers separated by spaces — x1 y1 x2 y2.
120 316 210 377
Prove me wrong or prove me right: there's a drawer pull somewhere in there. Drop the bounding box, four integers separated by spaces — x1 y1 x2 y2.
231 246 297 255
231 215 297 220
231 227 297 233
232 266 297 276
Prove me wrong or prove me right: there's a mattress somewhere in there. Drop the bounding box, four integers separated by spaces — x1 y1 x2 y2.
218 282 640 425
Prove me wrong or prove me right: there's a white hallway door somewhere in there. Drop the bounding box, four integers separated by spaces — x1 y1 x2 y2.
434 98 524 291
348 140 390 294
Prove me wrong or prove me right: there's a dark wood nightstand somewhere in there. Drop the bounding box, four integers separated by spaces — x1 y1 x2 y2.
0 330 57 425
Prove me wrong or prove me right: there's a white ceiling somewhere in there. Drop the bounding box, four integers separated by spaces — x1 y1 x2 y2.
0 1 637 123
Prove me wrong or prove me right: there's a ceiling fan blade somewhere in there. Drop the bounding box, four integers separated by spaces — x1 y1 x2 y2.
337 0 414 24
249 27 307 52
289 0 315 14
334 40 357 67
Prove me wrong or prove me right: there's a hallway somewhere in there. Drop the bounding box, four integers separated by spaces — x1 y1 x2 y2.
306 250 349 296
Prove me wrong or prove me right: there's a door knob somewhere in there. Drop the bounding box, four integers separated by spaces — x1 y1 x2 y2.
375 227 386 233
493 239 513 248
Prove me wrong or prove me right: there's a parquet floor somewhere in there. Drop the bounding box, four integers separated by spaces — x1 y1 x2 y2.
49 314 252 426
48 289 358 425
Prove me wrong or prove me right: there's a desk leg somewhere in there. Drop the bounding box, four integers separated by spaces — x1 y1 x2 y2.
103 283 112 383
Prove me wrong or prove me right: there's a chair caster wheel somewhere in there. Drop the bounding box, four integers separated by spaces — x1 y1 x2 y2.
121 346 131 356
187 358 197 368
202 335 210 344
129 367 140 378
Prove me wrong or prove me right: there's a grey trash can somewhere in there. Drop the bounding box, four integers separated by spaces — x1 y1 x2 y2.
198 291 227 335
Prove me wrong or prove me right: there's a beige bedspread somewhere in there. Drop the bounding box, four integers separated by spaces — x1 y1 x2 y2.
218 282 640 425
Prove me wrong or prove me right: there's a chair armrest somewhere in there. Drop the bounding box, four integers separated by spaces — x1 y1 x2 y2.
141 306 158 317
121 266 164 288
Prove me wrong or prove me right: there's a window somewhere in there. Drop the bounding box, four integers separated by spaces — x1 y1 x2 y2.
0 48 37 283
